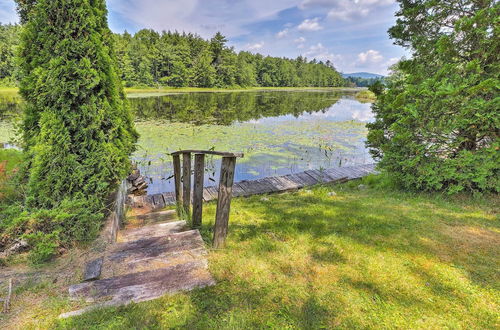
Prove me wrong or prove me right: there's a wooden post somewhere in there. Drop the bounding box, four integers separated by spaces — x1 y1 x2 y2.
213 157 236 248
192 154 205 228
172 154 182 205
182 153 192 217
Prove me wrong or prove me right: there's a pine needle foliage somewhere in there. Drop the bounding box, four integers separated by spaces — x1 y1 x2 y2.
4 0 137 261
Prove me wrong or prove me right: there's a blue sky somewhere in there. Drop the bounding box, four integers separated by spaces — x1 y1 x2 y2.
0 0 408 75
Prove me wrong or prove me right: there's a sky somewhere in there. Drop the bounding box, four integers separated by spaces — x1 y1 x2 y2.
0 0 408 75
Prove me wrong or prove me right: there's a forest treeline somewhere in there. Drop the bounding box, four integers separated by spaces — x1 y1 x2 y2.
344 76 385 88
0 24 346 88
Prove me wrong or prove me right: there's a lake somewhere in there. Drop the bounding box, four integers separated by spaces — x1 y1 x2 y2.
0 90 374 194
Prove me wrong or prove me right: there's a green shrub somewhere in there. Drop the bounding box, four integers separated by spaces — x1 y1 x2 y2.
367 1 499 194
0 0 138 262
25 231 59 265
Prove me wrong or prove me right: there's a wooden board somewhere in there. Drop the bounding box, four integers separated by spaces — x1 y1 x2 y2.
152 194 166 210
235 181 257 196
118 221 188 242
171 150 244 158
231 183 247 198
162 192 176 206
204 186 219 201
144 164 378 205
69 260 215 303
296 172 319 186
304 170 334 183
213 157 237 248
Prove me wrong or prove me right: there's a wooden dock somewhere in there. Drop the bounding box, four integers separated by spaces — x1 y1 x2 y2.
131 164 377 211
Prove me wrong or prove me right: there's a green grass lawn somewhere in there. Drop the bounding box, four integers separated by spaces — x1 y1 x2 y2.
2 177 499 329
0 149 23 174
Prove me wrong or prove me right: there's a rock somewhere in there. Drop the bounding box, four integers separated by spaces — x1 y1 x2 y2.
127 169 140 182
127 186 138 193
133 177 145 187
0 239 29 259
358 184 367 190
327 191 337 197
83 257 104 282
260 197 269 202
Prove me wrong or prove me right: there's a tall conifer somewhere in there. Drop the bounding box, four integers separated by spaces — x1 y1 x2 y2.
16 0 137 208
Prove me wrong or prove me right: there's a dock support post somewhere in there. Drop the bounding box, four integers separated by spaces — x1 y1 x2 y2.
173 154 182 206
213 156 236 248
192 154 205 228
182 153 192 217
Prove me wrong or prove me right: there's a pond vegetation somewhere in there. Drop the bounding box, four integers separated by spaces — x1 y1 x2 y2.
0 89 374 194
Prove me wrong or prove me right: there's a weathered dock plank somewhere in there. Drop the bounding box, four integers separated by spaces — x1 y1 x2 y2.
69 260 214 304
144 164 377 207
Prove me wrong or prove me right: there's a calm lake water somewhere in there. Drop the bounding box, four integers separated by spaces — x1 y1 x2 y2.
0 90 374 194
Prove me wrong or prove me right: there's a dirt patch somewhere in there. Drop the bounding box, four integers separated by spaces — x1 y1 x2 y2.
441 225 500 252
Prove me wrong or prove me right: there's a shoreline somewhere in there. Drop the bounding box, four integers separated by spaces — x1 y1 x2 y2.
1 86 366 96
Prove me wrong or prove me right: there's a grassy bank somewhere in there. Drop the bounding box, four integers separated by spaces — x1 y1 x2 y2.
0 149 22 174
0 86 364 97
1 176 498 329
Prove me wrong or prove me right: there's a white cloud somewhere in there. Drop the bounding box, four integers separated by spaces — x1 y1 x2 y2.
276 28 289 38
294 37 306 43
247 42 265 50
107 0 299 38
298 17 323 31
357 49 384 64
352 50 401 75
304 43 343 64
300 0 395 21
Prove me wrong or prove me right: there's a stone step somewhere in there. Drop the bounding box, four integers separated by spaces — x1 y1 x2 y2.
117 220 187 243
125 210 178 230
69 259 215 304
101 230 207 278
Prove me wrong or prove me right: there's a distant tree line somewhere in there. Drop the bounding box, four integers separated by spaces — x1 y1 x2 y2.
0 24 346 88
0 24 20 86
344 76 384 88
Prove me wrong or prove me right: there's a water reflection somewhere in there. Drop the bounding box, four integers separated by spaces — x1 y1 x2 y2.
130 91 374 194
0 90 374 194
130 91 359 125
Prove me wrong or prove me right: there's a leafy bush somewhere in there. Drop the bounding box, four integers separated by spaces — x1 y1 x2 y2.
367 0 499 194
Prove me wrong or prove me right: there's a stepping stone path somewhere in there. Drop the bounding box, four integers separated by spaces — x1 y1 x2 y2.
60 209 215 319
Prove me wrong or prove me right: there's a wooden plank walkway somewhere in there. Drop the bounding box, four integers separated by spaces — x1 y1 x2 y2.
61 211 214 318
132 164 377 210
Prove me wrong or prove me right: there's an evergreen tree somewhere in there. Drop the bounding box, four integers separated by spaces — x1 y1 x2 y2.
16 0 137 209
0 25 346 90
190 48 216 87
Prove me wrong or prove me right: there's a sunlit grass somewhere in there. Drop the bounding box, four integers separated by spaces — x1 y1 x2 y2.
0 87 363 97
355 90 377 103
1 177 491 329
125 86 362 96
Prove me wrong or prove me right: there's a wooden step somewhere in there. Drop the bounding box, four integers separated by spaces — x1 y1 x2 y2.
102 230 207 278
69 259 215 303
117 220 187 243
125 210 178 229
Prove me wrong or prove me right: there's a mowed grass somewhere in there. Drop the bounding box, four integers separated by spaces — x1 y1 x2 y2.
3 177 499 329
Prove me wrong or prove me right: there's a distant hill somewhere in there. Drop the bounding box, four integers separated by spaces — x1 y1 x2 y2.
342 72 384 79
